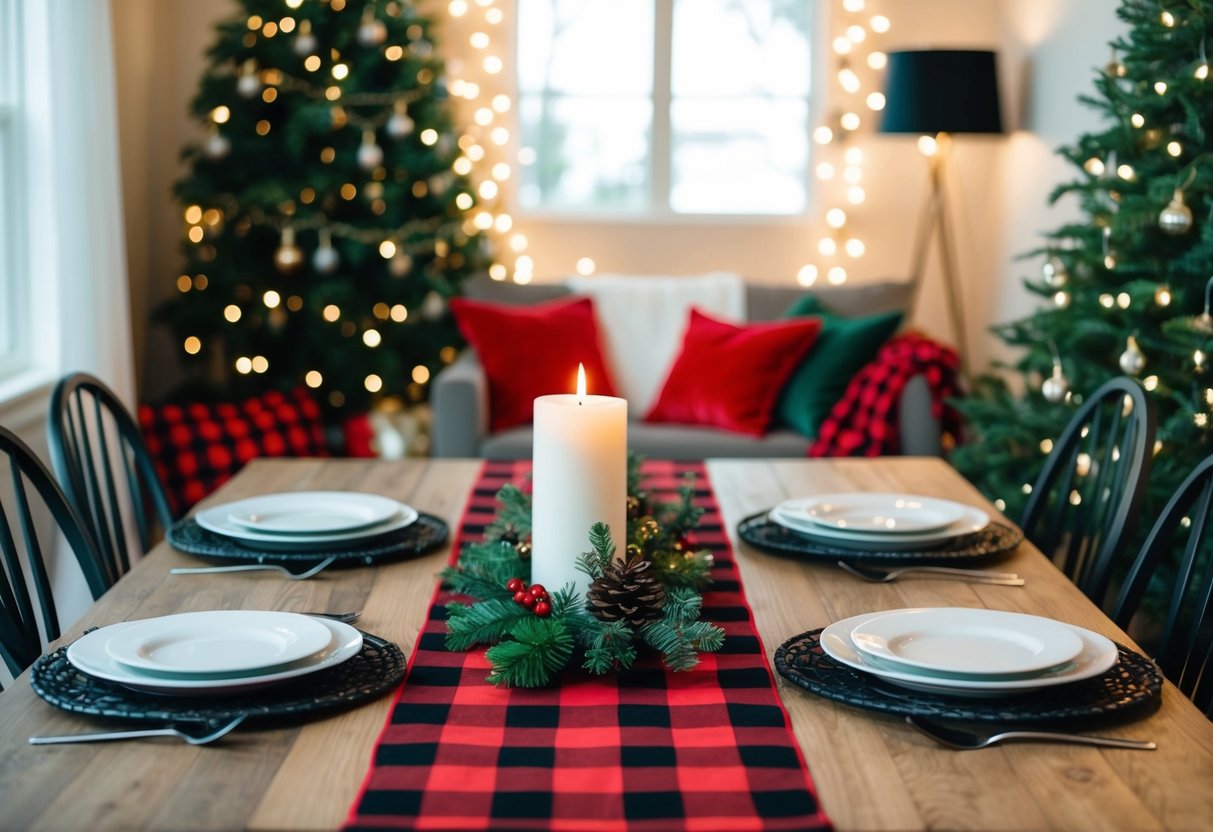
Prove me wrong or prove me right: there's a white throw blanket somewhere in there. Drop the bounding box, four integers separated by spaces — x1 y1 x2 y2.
566 272 747 415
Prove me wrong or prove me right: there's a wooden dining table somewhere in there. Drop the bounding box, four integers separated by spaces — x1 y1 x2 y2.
1 456 1212 831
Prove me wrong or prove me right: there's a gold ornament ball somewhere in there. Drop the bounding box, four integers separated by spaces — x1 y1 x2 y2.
274 242 304 272
1119 337 1146 375
1042 365 1069 403
1159 190 1193 235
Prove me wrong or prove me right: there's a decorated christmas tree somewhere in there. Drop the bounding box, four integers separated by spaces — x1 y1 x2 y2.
953 0 1213 524
156 0 493 417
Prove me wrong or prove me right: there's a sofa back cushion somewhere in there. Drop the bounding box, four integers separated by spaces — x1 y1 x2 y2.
451 295 619 431
644 309 821 436
746 280 914 322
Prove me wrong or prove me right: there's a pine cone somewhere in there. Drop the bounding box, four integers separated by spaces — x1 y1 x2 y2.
586 557 666 626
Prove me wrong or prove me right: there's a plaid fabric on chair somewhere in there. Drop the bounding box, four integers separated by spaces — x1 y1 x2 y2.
346 460 830 832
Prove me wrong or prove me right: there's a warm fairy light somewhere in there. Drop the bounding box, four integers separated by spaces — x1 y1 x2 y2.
183 336 201 355
818 238 837 256
518 147 537 165
320 147 336 163
177 275 192 292
575 257 596 276
325 86 341 101
340 183 357 199
1084 157 1105 175
797 265 818 286
814 126 834 145
474 211 494 230
1117 163 1135 180
455 192 474 210
247 15 262 29
495 214 514 232
211 106 230 124
840 112 861 131
251 356 269 374
479 181 499 199
184 205 202 223
188 226 204 243
194 275 208 289
514 272 533 285
847 186 866 204
1116 292 1130 308
466 144 486 161
373 303 390 320
390 304 408 322
844 147 863 165
492 162 511 180
385 45 403 61
262 88 278 103
305 370 323 388
379 240 397 258
365 374 383 393
1039 438 1053 454
449 0 468 15
323 304 341 322
263 290 281 308
1131 113 1145 127
470 31 490 49
453 157 473 175
994 498 1007 511
484 55 503 74
576 363 587 401
1144 375 1159 391
363 329 382 347
304 55 321 72
1154 286 1172 306
844 166 863 184
486 7 503 23
475 107 493 126
870 15 890 32
832 36 852 55
286 0 303 8
332 63 349 80
413 365 431 384
816 162 836 180
1161 9 1175 26
918 135 938 156
1197 63 1210 80
492 94 511 112
1054 291 1070 307
420 129 438 145
842 0 864 11
491 127 510 145
866 92 886 110
1197 413 1210 428
279 18 296 33
235 356 253 374
838 68 860 93
1155 81 1168 95
846 25 865 43
1099 293 1115 308
1069 489 1082 506
489 263 508 280
1196 349 1206 369
256 119 271 135
224 304 241 322
1168 141 1183 157
845 238 865 257
867 51 887 70
827 267 847 285
826 208 847 228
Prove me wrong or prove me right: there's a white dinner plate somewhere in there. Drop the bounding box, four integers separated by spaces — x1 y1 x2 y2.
67 616 363 694
195 498 418 551
819 609 1118 697
104 610 334 675
849 607 1085 676
799 493 969 534
225 491 404 535
771 503 989 551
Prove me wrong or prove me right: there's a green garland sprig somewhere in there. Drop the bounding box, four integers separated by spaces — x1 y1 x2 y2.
442 456 724 688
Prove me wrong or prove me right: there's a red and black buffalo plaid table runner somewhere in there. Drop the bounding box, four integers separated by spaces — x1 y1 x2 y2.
346 460 830 831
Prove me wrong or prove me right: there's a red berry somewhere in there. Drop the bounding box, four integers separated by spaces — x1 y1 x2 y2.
534 601 551 617
537 593 550 604
513 590 528 605
528 583 546 597
520 593 536 609
506 577 525 593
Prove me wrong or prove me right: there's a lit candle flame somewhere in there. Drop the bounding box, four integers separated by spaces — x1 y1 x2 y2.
576 363 586 404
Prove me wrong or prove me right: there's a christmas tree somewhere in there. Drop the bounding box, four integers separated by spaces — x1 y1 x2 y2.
156 0 493 417
953 0 1213 527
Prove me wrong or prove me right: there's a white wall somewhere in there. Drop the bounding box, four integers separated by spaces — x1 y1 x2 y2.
111 0 1125 392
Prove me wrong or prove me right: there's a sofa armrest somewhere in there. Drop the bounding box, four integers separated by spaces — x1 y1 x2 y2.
898 374 943 456
431 350 489 457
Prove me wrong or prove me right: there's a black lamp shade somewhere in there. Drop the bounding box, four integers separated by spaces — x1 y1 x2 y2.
879 50 1003 135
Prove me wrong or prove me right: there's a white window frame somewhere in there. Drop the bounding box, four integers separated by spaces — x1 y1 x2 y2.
513 0 815 224
0 0 34 390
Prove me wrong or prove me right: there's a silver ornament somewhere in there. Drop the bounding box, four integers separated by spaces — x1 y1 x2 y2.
294 32 317 56
357 19 387 47
312 243 340 274
1118 335 1146 375
274 226 304 273
387 112 414 138
389 251 414 277
1042 363 1069 403
204 132 231 160
357 140 384 170
421 290 446 319
237 72 261 98
1042 256 1069 288
1159 188 1193 235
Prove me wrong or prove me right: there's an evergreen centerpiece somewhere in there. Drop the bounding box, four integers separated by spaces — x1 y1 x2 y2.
158 0 492 415
443 457 725 688
954 0 1213 531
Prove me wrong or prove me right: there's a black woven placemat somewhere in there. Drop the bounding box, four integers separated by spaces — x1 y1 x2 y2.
29 630 406 725
738 511 1024 564
166 512 448 565
775 628 1163 726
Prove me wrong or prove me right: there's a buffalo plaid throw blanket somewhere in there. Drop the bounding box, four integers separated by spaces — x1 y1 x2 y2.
346 460 829 831
809 332 962 457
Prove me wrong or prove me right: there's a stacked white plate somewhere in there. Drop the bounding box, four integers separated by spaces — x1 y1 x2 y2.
67 610 363 695
195 491 419 552
770 493 989 551
819 607 1118 698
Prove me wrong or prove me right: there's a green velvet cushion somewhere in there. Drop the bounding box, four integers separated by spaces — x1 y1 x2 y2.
774 295 903 439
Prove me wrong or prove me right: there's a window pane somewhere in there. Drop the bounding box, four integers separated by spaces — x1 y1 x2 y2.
517 0 653 96
518 95 651 211
672 0 811 97
670 98 807 214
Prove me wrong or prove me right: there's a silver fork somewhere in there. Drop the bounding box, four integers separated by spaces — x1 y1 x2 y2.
30 715 246 746
170 556 337 580
308 610 361 624
838 560 1024 586
905 715 1156 751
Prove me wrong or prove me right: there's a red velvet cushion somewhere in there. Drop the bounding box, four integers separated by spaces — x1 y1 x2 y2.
138 388 330 514
644 309 822 436
451 295 619 431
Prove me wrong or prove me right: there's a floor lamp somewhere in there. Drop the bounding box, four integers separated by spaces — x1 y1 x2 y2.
879 50 1004 373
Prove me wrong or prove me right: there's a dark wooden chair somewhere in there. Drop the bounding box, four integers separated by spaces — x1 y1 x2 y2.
1020 377 1156 612
1 426 108 683
47 373 176 588
1110 453 1213 715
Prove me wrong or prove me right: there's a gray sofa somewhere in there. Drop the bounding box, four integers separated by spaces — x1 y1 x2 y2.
432 277 942 459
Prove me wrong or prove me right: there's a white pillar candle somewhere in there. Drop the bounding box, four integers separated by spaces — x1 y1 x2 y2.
532 364 627 600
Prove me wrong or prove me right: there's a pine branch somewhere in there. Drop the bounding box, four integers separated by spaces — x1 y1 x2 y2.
660 585 704 624
444 598 531 652
485 616 574 688
576 522 614 578
484 483 533 543
581 620 637 675
440 539 526 600
639 619 725 672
